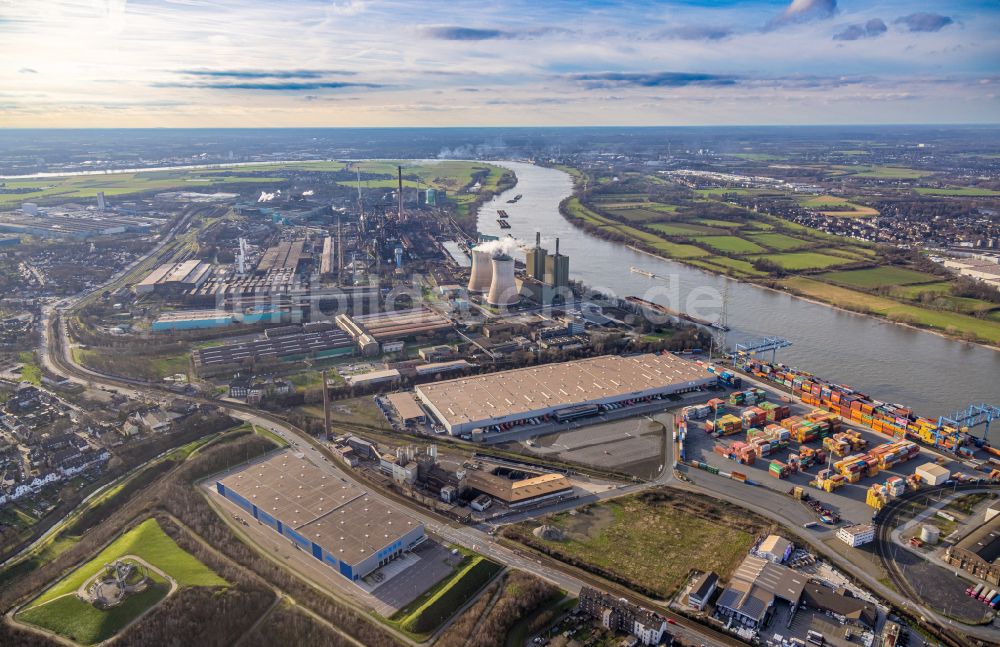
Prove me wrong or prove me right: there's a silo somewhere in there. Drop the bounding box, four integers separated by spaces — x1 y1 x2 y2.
487 254 520 306
920 525 940 545
467 250 493 292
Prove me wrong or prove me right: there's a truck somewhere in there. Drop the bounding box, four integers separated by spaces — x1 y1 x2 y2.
970 583 985 598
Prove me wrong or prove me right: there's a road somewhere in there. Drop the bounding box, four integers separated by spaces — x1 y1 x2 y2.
38 300 736 647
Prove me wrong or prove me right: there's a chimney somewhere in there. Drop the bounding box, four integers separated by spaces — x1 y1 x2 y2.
535 231 541 248
322 369 332 441
397 165 404 222
556 237 560 256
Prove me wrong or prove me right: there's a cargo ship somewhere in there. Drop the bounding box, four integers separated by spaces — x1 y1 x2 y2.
735 356 996 460
630 267 669 281
497 209 510 219
506 194 522 204
625 295 728 331
497 219 511 229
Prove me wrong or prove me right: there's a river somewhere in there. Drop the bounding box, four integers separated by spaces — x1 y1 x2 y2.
476 161 1000 435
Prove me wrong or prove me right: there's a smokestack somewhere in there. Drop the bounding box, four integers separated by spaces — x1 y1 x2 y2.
467 249 493 292
486 254 519 306
556 237 560 256
535 232 540 248
397 165 403 222
322 369 332 441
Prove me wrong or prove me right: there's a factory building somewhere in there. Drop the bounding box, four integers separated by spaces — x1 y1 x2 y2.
135 260 213 295
945 514 1000 585
466 469 572 508
215 451 425 582
335 306 454 356
415 353 713 436
193 328 354 376
151 309 235 332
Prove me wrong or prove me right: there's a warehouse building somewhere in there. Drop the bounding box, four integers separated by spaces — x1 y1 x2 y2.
715 555 807 630
415 353 713 436
215 451 425 581
945 514 1000 585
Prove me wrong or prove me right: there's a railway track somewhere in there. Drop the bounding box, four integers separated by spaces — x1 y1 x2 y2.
873 483 1000 647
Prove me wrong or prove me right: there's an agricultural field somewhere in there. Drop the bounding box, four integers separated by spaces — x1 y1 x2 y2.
847 165 933 179
647 240 711 259
691 235 766 254
819 267 940 289
0 170 287 208
699 256 768 276
605 207 676 223
781 277 1000 344
504 492 760 598
692 218 744 229
914 187 1000 197
799 195 850 208
648 222 723 236
746 232 813 251
889 281 954 299
17 518 226 645
749 251 851 270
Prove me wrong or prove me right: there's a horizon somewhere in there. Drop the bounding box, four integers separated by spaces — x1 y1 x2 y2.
3 0 998 127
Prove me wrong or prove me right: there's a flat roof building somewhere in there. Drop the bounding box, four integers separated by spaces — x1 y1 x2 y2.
715 555 808 630
386 392 426 424
466 470 573 507
215 451 424 581
415 353 713 435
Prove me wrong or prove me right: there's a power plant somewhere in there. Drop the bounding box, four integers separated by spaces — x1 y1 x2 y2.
467 249 494 292
486 253 520 307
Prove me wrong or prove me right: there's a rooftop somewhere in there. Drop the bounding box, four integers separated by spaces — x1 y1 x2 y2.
386 392 425 421
466 470 572 503
954 514 1000 563
415 353 709 426
217 451 422 566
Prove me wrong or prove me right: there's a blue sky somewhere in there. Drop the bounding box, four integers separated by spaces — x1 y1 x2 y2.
1 0 997 126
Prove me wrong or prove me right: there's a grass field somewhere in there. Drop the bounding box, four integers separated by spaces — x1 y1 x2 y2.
701 256 768 276
17 350 42 385
819 267 940 289
393 556 502 635
18 518 225 644
914 187 1000 197
799 195 849 208
605 207 674 223
781 277 1000 344
749 251 851 270
17 575 170 645
691 235 766 254
746 232 812 251
849 165 933 179
512 495 754 597
692 218 743 228
890 281 954 299
647 240 711 259
649 222 723 236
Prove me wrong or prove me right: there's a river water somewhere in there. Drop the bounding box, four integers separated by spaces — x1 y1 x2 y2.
476 161 1000 431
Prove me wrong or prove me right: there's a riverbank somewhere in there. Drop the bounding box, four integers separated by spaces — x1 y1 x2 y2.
560 196 1000 348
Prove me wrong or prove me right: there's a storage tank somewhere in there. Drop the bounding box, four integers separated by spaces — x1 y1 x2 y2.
467 249 493 293
920 525 940 545
486 254 520 307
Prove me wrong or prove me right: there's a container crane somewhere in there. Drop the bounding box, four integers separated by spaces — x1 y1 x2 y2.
732 336 793 365
937 403 1000 445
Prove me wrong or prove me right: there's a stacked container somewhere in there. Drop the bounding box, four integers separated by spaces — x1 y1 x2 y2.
682 404 712 421
866 484 889 510
704 414 742 436
769 460 790 479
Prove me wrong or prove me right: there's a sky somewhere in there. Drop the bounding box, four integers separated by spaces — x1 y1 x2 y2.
1 0 998 127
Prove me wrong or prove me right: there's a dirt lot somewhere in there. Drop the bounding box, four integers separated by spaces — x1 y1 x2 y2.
508 416 667 478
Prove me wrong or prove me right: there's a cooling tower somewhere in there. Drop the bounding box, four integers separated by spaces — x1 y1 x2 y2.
486 254 520 307
467 249 493 292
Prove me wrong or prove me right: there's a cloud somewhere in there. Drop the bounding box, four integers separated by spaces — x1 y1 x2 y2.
18 67 37 74
154 81 383 91
768 0 837 29
568 72 739 89
833 18 887 41
658 25 733 41
180 69 356 79
421 26 512 41
895 12 954 33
